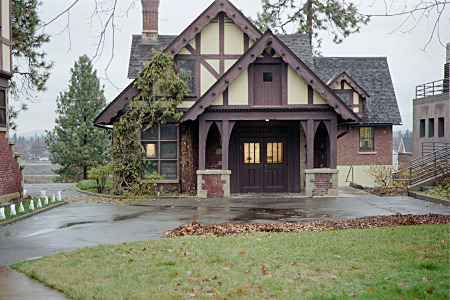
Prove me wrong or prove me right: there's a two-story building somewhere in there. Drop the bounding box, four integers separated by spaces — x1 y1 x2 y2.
0 0 23 202
95 0 402 197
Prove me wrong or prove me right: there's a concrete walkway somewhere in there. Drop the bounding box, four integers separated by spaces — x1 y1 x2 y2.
1 184 449 299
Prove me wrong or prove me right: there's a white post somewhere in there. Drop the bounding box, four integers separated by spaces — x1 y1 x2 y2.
37 198 42 208
29 199 35 211
19 202 25 212
10 204 16 216
0 207 5 220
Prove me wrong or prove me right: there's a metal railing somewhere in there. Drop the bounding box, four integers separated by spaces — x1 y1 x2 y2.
393 146 450 186
416 78 449 98
422 142 450 156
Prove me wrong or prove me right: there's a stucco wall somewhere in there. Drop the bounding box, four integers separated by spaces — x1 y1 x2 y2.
287 66 308 104
412 94 450 158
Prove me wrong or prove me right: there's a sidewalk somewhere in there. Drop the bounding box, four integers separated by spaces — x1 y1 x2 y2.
0 266 67 299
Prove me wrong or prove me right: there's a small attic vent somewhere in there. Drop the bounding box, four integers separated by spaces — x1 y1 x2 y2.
210 16 219 23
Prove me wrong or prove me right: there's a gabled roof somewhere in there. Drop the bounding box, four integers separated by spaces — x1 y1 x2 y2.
313 57 402 125
164 0 262 57
278 34 314 71
180 30 360 122
94 81 139 125
399 137 413 153
327 71 370 99
128 35 176 79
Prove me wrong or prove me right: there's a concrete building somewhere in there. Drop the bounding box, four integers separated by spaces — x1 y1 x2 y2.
412 43 450 159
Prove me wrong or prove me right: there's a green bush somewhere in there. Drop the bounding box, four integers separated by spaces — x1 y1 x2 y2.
87 163 112 193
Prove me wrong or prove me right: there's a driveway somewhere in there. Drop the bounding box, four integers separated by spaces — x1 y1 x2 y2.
0 184 449 267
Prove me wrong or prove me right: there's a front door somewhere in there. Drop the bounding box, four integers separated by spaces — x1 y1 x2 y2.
239 138 287 193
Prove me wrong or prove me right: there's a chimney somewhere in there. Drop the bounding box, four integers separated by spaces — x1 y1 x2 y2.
142 0 159 43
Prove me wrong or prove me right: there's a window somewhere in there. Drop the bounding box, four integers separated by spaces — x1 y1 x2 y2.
438 117 445 138
0 90 5 127
141 123 178 179
428 118 434 137
176 60 195 95
359 127 374 151
263 72 273 82
419 119 425 138
336 92 351 105
244 143 260 164
266 142 283 163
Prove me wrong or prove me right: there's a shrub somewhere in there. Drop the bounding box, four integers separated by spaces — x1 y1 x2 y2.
130 171 166 196
87 163 112 193
364 164 393 188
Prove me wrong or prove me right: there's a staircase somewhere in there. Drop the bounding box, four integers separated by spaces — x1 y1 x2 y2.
393 146 450 188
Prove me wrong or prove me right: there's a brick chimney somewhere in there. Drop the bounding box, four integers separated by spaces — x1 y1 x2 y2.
142 0 159 43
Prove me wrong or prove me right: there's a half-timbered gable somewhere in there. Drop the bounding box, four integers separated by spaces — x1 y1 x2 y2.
95 0 402 197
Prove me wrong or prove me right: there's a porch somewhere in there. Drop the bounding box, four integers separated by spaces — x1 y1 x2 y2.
194 110 339 198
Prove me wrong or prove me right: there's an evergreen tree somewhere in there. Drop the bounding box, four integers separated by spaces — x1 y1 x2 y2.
46 55 110 180
254 0 369 52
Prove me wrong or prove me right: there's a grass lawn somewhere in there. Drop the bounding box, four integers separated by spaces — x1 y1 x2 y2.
12 224 448 299
425 185 450 200
1 198 62 223
76 180 113 192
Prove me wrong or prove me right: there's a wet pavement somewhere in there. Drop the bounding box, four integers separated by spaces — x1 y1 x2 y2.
0 184 449 298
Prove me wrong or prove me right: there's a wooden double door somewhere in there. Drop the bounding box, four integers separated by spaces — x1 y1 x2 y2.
239 137 287 193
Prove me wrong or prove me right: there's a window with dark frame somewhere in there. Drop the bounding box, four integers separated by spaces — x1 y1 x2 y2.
334 81 362 114
263 72 273 82
419 119 425 138
176 60 195 95
428 118 434 138
359 127 374 151
438 117 445 138
141 123 178 179
0 90 6 127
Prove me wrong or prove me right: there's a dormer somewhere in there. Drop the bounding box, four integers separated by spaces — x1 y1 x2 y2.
328 71 369 117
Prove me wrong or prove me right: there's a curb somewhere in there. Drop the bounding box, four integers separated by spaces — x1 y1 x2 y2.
0 202 67 227
74 187 196 200
408 191 450 206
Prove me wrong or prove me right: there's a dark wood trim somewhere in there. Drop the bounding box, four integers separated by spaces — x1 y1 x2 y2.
248 64 255 107
308 85 313 105
165 0 262 57
306 119 314 169
223 88 229 106
180 30 359 123
244 33 249 52
199 110 336 121
199 57 220 79
281 62 287 106
219 12 225 75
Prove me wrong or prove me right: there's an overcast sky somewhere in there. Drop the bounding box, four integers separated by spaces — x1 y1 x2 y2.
10 0 450 135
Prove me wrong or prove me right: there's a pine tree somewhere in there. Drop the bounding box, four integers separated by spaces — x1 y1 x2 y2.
254 0 369 52
46 55 110 180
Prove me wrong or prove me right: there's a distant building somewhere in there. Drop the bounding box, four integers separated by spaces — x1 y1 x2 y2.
397 137 413 168
412 43 450 159
0 0 23 202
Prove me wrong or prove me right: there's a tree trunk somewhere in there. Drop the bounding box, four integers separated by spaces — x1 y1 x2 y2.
83 166 88 180
306 0 313 46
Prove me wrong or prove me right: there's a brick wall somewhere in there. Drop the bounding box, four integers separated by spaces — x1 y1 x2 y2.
206 124 222 170
310 173 332 196
337 125 392 166
0 131 22 200
202 174 225 198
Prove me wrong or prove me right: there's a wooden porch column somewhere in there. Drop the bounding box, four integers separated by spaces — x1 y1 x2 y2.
198 117 206 170
221 120 229 170
329 118 337 169
306 119 314 169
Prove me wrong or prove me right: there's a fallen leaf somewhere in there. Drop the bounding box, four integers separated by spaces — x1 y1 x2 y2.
422 276 430 281
384 276 390 280
243 283 252 288
237 288 243 295
239 251 246 255
187 292 196 298
261 265 268 275
186 271 192 275
347 291 358 297
426 288 433 294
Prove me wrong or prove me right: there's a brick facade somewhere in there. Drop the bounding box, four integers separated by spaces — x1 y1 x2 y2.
337 125 392 166
305 169 338 197
197 170 231 198
141 0 159 42
0 131 23 202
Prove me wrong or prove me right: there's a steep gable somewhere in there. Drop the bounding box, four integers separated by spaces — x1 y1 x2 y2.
180 31 359 122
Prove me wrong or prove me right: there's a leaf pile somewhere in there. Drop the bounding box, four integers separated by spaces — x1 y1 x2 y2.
163 214 449 238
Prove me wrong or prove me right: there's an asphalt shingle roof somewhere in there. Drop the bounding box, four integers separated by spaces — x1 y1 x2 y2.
128 35 177 79
313 57 402 124
126 32 401 125
277 34 314 71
